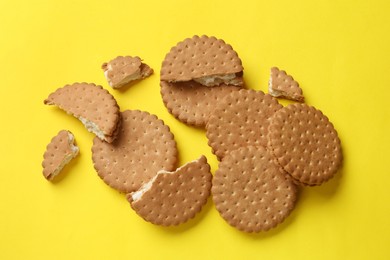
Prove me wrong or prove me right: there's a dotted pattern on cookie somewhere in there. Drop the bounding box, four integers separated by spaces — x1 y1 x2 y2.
129 155 212 226
44 83 120 142
268 103 342 186
102 56 142 87
212 146 297 233
269 67 304 102
206 89 282 160
91 110 178 193
160 35 243 82
42 130 78 180
160 80 241 127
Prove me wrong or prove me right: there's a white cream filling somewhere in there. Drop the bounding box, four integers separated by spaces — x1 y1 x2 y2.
78 116 105 141
194 73 241 87
104 64 142 88
268 74 284 97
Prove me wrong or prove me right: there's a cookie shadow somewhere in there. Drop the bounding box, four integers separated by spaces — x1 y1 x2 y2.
157 197 213 234
50 154 80 184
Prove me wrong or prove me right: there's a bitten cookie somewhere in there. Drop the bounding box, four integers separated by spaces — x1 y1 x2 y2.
92 110 178 193
102 56 153 89
42 130 79 181
206 89 282 160
44 83 121 143
212 146 297 233
268 67 304 102
268 103 342 186
128 155 212 226
161 35 244 87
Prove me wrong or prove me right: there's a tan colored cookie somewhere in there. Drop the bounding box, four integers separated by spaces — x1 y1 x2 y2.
268 103 342 186
128 155 212 226
102 56 153 89
92 110 178 193
268 67 304 102
160 35 244 87
212 146 297 233
44 83 121 143
42 130 79 181
206 89 283 160
160 80 241 127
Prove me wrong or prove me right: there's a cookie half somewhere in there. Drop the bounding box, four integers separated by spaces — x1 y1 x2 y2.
161 35 244 87
44 83 121 143
92 110 178 193
160 80 241 127
102 56 153 89
268 103 342 186
206 89 282 160
212 146 297 233
42 130 79 181
268 67 304 102
128 155 212 226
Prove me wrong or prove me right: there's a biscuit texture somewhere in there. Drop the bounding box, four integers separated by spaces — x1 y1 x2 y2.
91 110 178 193
128 155 212 226
42 130 79 181
268 103 342 186
44 83 121 143
206 89 282 160
160 35 243 86
212 146 297 232
102 56 153 88
268 67 304 102
160 80 241 127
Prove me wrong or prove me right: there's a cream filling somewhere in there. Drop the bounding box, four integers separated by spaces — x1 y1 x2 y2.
78 116 106 141
104 64 142 88
193 73 241 87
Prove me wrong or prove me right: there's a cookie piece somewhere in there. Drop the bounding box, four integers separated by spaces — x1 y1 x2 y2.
206 89 282 160
102 56 153 89
160 80 241 127
268 67 304 102
268 103 342 186
44 83 121 143
92 110 178 193
128 155 212 226
212 146 297 233
42 130 79 181
161 35 244 87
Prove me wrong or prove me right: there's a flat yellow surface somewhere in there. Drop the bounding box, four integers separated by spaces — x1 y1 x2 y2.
1 0 390 259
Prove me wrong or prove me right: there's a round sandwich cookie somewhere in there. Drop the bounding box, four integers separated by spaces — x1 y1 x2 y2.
127 155 212 226
212 146 297 233
42 130 79 181
268 103 342 186
160 35 244 87
44 83 121 143
92 110 178 193
206 89 282 160
160 80 241 127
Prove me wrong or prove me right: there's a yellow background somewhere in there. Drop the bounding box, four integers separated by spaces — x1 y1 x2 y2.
1 0 389 259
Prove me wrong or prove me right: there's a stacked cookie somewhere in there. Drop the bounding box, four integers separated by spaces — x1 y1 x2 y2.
160 35 342 232
41 35 342 233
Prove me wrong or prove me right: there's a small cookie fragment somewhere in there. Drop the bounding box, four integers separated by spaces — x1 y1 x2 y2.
268 67 304 102
206 89 282 160
102 56 153 89
161 35 244 87
42 130 79 181
92 110 178 193
160 80 241 127
268 103 342 186
128 155 212 226
44 83 121 143
212 146 297 233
